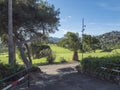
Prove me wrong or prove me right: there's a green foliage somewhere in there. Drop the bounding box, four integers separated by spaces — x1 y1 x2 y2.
98 31 120 50
102 47 113 52
0 0 60 66
0 63 41 89
81 54 120 74
82 34 100 52
1 44 120 65
31 43 56 64
50 44 73 62
0 63 26 89
46 51 56 64
0 45 8 53
30 44 51 59
0 64 25 79
59 57 67 63
0 0 60 37
58 32 81 51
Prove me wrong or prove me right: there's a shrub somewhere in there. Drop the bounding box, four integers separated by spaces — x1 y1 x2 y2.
0 64 26 89
59 57 67 63
0 64 42 89
46 52 56 64
81 55 120 74
30 44 51 59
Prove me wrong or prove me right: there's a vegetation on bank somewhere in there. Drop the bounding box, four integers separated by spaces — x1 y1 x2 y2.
0 63 41 89
0 64 26 89
81 54 120 74
80 53 120 84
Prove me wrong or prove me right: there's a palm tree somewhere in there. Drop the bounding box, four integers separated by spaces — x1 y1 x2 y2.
8 0 15 64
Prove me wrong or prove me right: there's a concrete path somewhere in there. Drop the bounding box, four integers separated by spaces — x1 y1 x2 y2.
20 62 120 90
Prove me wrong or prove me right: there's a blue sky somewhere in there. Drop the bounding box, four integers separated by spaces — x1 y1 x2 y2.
48 0 120 37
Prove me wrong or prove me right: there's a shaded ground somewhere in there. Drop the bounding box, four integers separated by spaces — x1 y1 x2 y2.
20 62 120 90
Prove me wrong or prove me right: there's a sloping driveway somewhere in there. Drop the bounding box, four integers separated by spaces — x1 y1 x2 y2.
20 62 120 90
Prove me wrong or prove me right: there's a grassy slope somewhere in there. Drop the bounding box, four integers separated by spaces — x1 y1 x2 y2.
0 44 120 64
50 44 73 62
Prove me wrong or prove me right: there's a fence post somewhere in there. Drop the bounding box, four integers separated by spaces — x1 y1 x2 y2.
27 69 30 87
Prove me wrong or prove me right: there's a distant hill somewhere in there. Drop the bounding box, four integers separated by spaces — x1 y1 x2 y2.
97 31 120 42
49 31 120 48
97 31 120 48
48 37 63 43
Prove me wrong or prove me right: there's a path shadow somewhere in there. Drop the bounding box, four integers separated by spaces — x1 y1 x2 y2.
18 66 120 90
57 67 75 73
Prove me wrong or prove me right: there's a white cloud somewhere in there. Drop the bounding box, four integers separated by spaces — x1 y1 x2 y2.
49 28 75 38
60 16 72 23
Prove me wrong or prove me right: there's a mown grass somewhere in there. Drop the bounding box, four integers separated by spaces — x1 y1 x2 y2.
0 53 8 64
0 44 120 64
50 44 73 62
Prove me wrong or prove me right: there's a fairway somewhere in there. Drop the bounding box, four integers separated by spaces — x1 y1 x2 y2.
0 44 120 64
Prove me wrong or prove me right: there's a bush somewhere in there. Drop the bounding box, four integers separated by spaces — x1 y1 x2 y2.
0 64 26 89
30 44 51 59
81 55 120 74
0 45 8 53
0 64 25 78
59 57 67 63
0 64 42 89
46 52 56 64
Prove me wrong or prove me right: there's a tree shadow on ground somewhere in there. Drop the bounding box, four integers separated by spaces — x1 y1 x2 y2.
18 66 120 90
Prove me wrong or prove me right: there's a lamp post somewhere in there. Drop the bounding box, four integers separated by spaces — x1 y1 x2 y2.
81 18 86 61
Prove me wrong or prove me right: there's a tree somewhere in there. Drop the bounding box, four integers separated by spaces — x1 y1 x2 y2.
82 34 100 52
0 0 60 68
91 36 100 52
59 32 81 61
82 34 92 52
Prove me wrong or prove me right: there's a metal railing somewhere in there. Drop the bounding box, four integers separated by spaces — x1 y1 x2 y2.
0 69 30 90
96 63 120 84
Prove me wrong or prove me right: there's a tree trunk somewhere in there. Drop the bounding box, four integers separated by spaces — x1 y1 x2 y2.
24 43 32 64
8 0 15 64
14 38 32 69
72 51 78 61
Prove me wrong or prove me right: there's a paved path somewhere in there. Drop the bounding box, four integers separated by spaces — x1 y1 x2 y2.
20 62 120 90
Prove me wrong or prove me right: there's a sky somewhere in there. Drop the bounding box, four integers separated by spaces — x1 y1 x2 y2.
48 0 120 38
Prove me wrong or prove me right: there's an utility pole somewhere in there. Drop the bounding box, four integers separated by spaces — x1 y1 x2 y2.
8 0 15 64
81 18 86 61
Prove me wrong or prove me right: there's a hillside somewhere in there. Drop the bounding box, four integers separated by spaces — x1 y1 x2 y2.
48 37 63 43
97 31 120 48
98 31 120 42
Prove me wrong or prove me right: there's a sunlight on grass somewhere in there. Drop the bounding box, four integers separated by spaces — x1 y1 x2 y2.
32 58 47 65
0 52 8 64
0 45 120 64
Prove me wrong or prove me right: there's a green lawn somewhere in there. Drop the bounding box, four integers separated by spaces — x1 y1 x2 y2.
0 44 120 64
50 44 73 62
